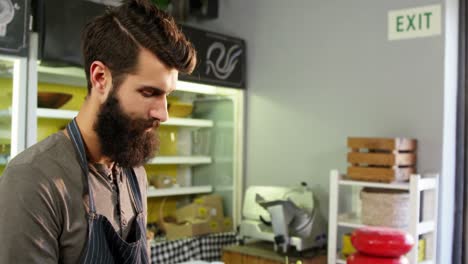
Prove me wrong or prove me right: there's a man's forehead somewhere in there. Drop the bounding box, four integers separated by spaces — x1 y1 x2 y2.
133 48 178 91
129 70 178 93
136 48 167 72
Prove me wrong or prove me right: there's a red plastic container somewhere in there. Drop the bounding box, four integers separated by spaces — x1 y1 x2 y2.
351 226 414 257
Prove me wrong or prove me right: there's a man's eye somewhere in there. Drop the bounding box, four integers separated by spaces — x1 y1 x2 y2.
141 90 154 97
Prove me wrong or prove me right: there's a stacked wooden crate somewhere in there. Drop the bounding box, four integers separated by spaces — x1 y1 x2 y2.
347 137 417 182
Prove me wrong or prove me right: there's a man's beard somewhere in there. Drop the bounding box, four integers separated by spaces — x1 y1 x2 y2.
94 92 159 168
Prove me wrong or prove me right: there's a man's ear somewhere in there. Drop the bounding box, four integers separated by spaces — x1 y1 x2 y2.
89 61 113 102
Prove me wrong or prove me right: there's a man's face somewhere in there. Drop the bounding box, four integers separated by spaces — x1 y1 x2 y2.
94 48 178 167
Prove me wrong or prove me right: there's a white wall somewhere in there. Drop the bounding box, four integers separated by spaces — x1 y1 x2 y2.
189 0 453 262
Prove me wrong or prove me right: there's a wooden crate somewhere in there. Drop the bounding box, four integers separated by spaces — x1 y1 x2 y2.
348 137 417 151
347 137 417 182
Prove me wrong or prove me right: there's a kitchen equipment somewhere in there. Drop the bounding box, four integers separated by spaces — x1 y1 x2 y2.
239 185 327 253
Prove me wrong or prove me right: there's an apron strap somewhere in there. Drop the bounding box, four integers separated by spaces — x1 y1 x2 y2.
66 118 97 217
125 168 144 214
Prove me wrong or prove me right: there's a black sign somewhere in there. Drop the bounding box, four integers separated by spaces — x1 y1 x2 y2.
0 0 29 56
38 0 106 66
180 25 246 89
37 3 247 89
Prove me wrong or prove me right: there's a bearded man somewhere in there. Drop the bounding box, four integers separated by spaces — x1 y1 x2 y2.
0 0 196 263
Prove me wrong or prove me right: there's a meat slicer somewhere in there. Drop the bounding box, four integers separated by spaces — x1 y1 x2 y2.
239 184 327 253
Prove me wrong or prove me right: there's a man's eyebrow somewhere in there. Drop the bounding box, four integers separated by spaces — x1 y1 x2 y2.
140 86 165 94
140 85 176 96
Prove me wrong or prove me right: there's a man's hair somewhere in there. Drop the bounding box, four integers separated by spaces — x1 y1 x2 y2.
81 0 197 93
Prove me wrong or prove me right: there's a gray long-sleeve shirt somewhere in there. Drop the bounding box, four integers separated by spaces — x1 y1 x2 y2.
0 132 148 263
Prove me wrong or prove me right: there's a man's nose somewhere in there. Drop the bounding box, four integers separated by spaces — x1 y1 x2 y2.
149 97 168 122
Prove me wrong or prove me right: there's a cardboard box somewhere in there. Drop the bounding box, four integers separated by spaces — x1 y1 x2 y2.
221 217 233 232
162 218 211 240
194 194 223 208
194 194 224 218
176 202 224 221
207 217 233 233
149 175 175 188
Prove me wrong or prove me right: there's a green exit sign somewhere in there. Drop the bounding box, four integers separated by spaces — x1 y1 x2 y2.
388 5 441 40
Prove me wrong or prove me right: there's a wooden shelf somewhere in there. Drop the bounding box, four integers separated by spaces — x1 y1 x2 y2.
147 156 212 165
147 185 212 197
338 175 437 191
339 175 410 190
338 213 435 235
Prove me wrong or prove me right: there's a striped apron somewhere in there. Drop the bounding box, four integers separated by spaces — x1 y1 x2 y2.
67 118 149 264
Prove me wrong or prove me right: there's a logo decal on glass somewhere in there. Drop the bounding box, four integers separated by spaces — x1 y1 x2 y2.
206 42 242 80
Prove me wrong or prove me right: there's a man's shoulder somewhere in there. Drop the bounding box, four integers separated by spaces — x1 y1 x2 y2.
4 132 78 180
9 132 73 166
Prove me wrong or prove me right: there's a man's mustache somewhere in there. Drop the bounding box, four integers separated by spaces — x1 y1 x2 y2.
139 118 159 130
